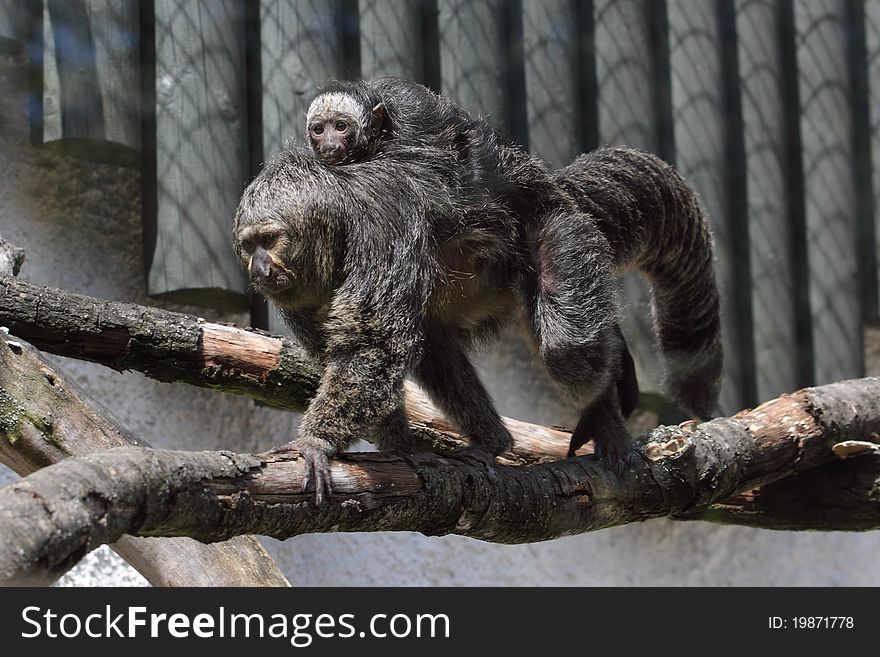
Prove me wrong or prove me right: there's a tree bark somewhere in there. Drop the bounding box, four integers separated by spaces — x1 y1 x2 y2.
0 336 290 587
2 347 879 584
689 456 880 531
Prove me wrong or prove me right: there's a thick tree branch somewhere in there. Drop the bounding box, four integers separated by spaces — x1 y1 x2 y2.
687 456 880 530
2 371 879 583
0 238 289 587
0 274 573 463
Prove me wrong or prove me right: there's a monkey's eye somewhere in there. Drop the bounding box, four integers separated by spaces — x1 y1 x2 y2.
239 238 255 253
261 232 280 249
311 125 324 135
335 121 347 132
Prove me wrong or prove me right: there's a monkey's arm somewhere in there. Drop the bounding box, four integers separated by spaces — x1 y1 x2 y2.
293 233 431 503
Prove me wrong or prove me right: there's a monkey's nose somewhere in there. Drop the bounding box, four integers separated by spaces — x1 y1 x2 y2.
255 259 273 280
319 144 344 162
251 249 277 282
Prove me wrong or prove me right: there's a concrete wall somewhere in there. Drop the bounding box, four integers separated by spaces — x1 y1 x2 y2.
1 50 878 587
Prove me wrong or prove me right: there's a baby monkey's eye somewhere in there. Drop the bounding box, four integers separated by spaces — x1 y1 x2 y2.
312 125 324 135
335 121 347 132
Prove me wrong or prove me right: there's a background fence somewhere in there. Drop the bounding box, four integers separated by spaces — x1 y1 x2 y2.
3 0 878 415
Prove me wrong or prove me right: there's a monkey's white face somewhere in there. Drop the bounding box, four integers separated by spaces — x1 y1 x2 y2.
306 93 367 164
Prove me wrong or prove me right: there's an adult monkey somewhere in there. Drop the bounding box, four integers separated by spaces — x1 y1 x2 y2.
234 129 721 503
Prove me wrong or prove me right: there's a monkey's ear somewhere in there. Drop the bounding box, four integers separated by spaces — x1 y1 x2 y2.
371 103 386 133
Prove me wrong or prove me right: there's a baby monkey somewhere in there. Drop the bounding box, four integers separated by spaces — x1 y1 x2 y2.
306 77 476 167
306 90 386 164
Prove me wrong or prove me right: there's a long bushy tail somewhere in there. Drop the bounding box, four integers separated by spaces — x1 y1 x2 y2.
553 146 722 419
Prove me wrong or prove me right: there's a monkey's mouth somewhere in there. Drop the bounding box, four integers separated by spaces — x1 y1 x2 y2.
320 153 345 165
251 272 295 294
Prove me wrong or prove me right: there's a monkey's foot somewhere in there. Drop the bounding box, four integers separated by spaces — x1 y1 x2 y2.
264 441 333 504
457 447 501 482
266 440 298 455
566 433 637 475
591 438 637 476
300 446 333 505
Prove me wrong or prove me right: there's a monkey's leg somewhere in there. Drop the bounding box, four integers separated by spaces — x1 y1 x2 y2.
371 403 415 454
530 216 637 472
615 325 640 419
539 323 636 470
567 367 634 469
414 331 513 457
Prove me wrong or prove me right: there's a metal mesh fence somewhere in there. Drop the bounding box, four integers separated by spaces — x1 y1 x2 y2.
869 3 880 324
794 0 863 386
521 0 579 168
438 0 509 127
359 0 425 80
735 0 802 401
667 0 753 412
593 0 665 402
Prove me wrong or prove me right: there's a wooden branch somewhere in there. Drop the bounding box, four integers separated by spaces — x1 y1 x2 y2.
689 456 880 531
0 238 289 587
0 274 573 464
2 374 879 583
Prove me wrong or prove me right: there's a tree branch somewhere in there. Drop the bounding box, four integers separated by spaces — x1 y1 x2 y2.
2 363 879 583
686 456 880 530
0 331 290 588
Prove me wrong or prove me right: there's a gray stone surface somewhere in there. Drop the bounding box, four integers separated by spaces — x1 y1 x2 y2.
1 51 878 587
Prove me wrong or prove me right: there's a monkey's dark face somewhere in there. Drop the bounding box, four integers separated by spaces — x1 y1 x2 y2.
234 221 298 299
307 111 360 164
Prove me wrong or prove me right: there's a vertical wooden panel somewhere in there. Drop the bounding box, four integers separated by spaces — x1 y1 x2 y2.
594 0 659 150
734 0 800 401
438 0 509 129
261 0 344 335
38 0 139 165
850 0 877 323
146 0 249 312
260 1 342 157
869 2 880 318
593 0 665 398
794 0 863 384
667 0 752 413
521 0 578 168
41 1 61 141
359 0 424 79
0 0 27 53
